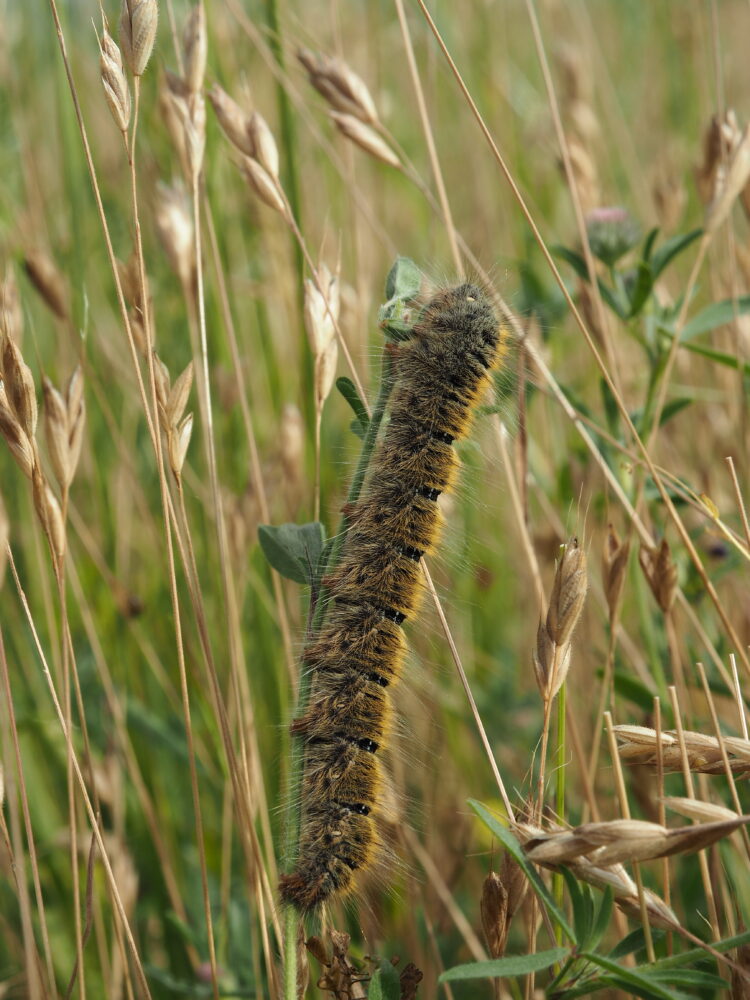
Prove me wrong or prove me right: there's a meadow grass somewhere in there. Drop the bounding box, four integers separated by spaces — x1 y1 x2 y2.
1 1 750 998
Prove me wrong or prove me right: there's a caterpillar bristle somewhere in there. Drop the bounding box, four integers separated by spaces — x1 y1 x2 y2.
281 281 505 912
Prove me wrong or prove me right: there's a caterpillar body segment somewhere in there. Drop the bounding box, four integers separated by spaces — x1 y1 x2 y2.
280 283 504 912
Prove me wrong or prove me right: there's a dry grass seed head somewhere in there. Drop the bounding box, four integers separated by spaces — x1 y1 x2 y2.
246 111 280 182
208 85 249 153
182 3 206 96
304 264 340 410
533 537 587 699
481 852 527 959
154 181 195 293
614 725 750 774
241 156 286 216
546 537 588 647
2 333 37 440
704 118 750 234
329 111 401 169
663 796 738 823
297 48 379 125
602 523 629 621
22 250 69 322
119 0 158 77
0 265 23 347
99 22 131 133
638 538 677 613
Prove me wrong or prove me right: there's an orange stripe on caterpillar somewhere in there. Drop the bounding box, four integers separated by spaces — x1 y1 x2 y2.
279 282 504 912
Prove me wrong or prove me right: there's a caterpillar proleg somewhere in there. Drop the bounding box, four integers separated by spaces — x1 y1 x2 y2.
279 282 504 912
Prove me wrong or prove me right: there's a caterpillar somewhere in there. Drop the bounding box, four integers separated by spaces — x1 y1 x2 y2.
279 281 504 912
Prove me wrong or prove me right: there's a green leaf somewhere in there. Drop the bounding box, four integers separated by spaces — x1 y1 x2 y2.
649 928 750 971
551 244 588 280
439 948 569 983
651 228 702 279
336 377 369 433
599 376 620 436
681 294 750 341
469 800 576 942
609 927 664 961
681 339 750 376
647 968 727 990
642 227 660 263
581 952 683 1000
552 245 628 318
627 260 654 317
257 522 326 585
385 255 421 301
368 960 400 1000
586 886 614 953
602 975 690 1000
658 397 692 426
560 866 590 945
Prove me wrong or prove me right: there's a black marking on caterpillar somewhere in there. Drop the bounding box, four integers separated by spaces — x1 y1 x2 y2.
279 282 505 912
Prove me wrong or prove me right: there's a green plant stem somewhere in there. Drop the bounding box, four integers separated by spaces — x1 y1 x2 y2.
282 350 396 1000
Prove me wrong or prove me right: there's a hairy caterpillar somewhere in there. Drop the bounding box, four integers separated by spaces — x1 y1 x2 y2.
279 282 504 912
